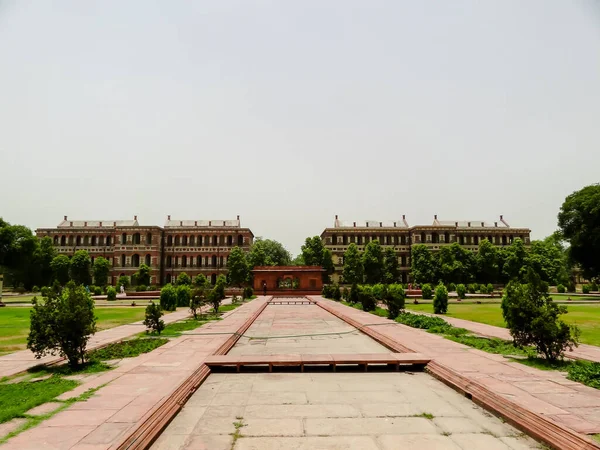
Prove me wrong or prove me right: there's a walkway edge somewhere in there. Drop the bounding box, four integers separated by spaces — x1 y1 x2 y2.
113 298 270 450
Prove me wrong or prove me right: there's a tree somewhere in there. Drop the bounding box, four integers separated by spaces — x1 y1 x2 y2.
143 302 165 334
384 284 405 319
433 283 449 314
69 250 92 285
93 257 111 287
342 243 363 285
160 284 177 311
176 272 191 286
321 249 335 283
292 254 305 265
135 263 151 287
176 284 192 307
383 248 400 284
502 238 527 281
51 255 71 285
300 236 334 282
209 274 227 314
117 275 130 289
33 237 56 288
477 239 499 284
194 274 208 288
358 285 376 312
527 236 570 286
501 269 580 361
248 238 292 267
227 246 250 286
190 287 208 319
363 240 384 284
410 244 437 284
558 184 600 280
0 220 39 289
27 282 97 368
438 243 475 285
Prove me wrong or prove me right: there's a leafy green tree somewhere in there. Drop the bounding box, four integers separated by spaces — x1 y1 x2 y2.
0 220 39 289
558 184 600 280
438 243 475 284
433 283 449 314
135 263 151 287
342 243 363 285
176 284 192 307
27 282 97 368
502 238 528 281
321 249 335 283
227 246 250 286
349 283 359 304
421 283 433 300
176 272 192 286
410 244 437 284
501 269 580 361
194 274 208 288
33 237 57 288
190 288 208 319
362 240 384 284
300 236 334 282
477 239 499 284
209 274 227 313
144 302 165 334
51 255 71 285
456 283 467 299
383 248 400 284
93 257 111 287
527 236 569 286
384 284 405 319
160 284 177 311
69 250 92 285
117 275 130 289
292 254 305 265
248 238 292 267
106 286 117 300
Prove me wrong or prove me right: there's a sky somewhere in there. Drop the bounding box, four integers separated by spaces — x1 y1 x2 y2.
0 0 599 256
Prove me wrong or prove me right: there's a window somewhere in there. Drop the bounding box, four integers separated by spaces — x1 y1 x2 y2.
166 256 172 268
106 236 111 246
121 233 127 245
120 254 126 267
238 235 244 246
227 235 233 246
182 236 188 246
76 236 82 246
147 233 152 245
189 236 195 246
145 254 151 266
182 255 187 268
133 233 140 245
196 256 202 267
60 236 66 246
91 236 97 246
175 236 180 246
167 235 173 246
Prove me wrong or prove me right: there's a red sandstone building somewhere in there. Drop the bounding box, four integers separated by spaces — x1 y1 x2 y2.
36 216 254 286
321 215 531 284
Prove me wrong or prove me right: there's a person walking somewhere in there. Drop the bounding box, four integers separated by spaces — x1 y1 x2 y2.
262 281 267 297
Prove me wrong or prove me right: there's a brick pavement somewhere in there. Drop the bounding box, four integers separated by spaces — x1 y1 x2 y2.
310 296 600 435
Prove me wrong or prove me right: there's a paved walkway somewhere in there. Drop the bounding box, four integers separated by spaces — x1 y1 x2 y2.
0 307 195 379
312 297 600 435
1 297 269 450
411 310 600 363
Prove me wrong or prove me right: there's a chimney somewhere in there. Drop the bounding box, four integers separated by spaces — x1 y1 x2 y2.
70 221 73 227
495 222 498 227
335 215 338 220
209 221 212 226
64 215 67 221
468 222 471 227
180 221 183 226
167 215 171 221
353 222 356 227
393 222 397 227
134 215 137 221
84 221 87 227
113 221 116 226
195 221 197 226
223 221 226 226
402 215 406 220
481 222 485 227
434 214 437 220
379 222 382 227
500 215 503 220
99 222 102 227
455 222 458 227
366 222 369 227
237 215 240 221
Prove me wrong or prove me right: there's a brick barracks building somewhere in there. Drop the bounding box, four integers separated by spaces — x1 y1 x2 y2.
321 215 531 284
36 216 254 286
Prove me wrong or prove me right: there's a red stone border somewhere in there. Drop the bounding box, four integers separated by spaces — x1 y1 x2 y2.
114 299 270 450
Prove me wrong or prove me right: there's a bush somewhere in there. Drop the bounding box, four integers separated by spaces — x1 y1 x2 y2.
160 284 177 311
32 285 40 293
433 283 449 314
176 272 192 286
582 284 591 294
143 302 165 334
93 286 102 295
135 284 147 292
321 285 335 299
591 281 599 292
342 287 350 301
358 285 376 312
396 312 451 331
209 275 227 314
27 282 97 368
456 284 466 299
190 288 207 319
486 283 494 295
106 286 117 300
447 283 456 292
176 284 192 307
332 284 342 301
194 274 208 288
421 283 433 300
372 284 387 300
567 281 576 293
349 284 359 304
117 275 130 289
556 284 566 294
242 286 254 300
384 284 405 320
501 269 580 362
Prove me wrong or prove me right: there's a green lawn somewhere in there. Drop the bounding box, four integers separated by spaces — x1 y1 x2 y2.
0 307 147 356
406 303 600 346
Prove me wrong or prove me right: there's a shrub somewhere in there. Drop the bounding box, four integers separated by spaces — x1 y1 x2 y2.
372 284 387 300
176 272 192 286
556 284 566 294
135 284 147 292
143 302 165 334
332 284 342 301
501 269 580 362
321 285 335 299
447 283 456 292
342 287 349 301
190 288 207 319
117 275 130 289
106 286 117 300
160 284 177 311
433 283 449 314
591 281 599 292
358 285 376 312
349 283 359 304
93 286 102 295
486 283 494 295
582 284 591 294
456 284 466 299
421 283 433 300
176 284 192 307
32 285 40 293
27 282 97 368
209 275 227 314
396 312 451 331
194 274 208 288
384 284 405 320
148 285 157 291
242 286 254 300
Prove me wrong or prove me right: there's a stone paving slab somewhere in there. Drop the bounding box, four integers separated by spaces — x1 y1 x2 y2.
0 298 269 449
314 296 600 435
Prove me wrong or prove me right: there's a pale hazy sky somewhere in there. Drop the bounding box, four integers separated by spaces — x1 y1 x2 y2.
1 0 599 255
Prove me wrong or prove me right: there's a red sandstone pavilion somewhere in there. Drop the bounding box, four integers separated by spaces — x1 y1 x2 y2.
252 265 325 295
35 215 254 286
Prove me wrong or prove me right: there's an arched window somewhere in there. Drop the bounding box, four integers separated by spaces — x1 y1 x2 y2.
76 236 82 246
54 236 59 245
227 235 233 246
432 233 439 244
91 257 95 265
357 235 362 245
220 256 224 268
213 236 218 246
68 235 73 246
444 232 450 243
420 232 426 243
196 256 202 267
182 236 188 246
237 235 243 246
211 255 217 267
473 236 479 245
146 233 152 245
99 236 104 246
91 236 97 246
175 236 180 246
205 256 210 266
211 273 217 285
182 255 187 268
132 254 140 267
121 233 127 245
145 254 151 266
167 235 173 246
167 256 172 268
132 233 140 245
121 254 126 267
189 236 195 246
83 236 89 246
60 236 66 246
106 236 111 246
198 235 204 246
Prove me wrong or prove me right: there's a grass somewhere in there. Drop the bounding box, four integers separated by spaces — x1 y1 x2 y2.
341 301 390 318
0 307 147 355
405 302 600 346
88 338 168 361
161 318 217 336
